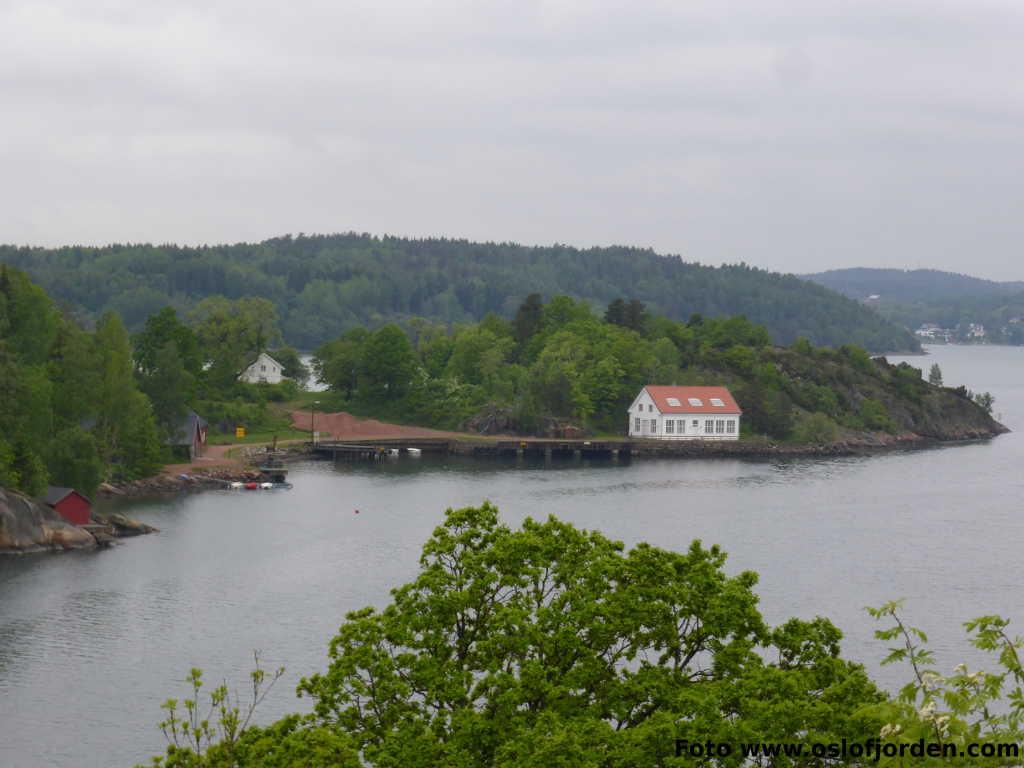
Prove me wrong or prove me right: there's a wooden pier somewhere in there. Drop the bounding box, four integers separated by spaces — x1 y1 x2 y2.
310 438 635 461
308 436 793 462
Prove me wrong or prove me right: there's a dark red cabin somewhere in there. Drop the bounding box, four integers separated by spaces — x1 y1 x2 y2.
41 487 92 526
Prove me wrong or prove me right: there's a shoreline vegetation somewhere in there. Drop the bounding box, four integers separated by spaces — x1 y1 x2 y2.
0 263 1006 511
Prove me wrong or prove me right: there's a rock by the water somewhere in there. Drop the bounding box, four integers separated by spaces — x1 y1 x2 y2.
0 488 96 554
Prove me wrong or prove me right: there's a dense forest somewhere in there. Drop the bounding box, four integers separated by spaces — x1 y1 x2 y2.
0 266 305 499
312 293 995 441
805 267 1024 302
806 268 1024 344
0 233 919 352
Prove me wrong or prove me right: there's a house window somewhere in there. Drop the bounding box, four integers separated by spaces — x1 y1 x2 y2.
650 419 658 433
704 420 714 434
692 419 699 430
260 364 266 372
710 397 725 407
634 417 640 432
688 397 704 407
716 419 725 434
666 420 674 434
726 420 736 434
666 397 681 407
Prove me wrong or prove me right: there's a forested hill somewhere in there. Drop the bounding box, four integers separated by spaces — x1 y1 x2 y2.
805 267 1024 344
0 234 918 352
805 268 1024 302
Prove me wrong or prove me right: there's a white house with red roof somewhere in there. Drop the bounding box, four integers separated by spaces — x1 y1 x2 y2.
628 386 742 440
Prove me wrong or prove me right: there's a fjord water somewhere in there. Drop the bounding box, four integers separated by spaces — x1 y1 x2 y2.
2 345 1023 768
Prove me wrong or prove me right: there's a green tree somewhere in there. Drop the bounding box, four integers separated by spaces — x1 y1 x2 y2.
138 341 195 445
358 325 418 400
445 327 513 390
314 329 369 399
859 398 898 432
604 297 627 326
134 307 202 377
269 346 309 387
974 391 995 414
792 411 840 444
46 426 103 497
149 505 883 766
190 297 282 389
928 363 943 386
93 312 162 478
513 293 544 344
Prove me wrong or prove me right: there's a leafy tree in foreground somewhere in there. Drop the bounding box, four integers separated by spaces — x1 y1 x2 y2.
865 601 1024 766
148 505 884 767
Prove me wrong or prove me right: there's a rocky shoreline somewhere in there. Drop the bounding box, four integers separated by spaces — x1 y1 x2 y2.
0 488 158 554
92 422 1008 500
97 466 265 498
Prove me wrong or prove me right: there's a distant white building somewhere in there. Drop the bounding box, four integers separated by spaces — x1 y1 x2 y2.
915 324 954 342
965 323 986 340
627 385 742 440
238 352 285 384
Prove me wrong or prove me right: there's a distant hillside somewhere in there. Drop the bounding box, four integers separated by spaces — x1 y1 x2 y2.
805 268 1024 302
0 234 919 352
805 268 1024 344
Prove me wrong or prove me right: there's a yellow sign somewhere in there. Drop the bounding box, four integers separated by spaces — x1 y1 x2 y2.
235 427 246 438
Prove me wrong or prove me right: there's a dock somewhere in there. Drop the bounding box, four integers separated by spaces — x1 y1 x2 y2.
313 438 637 461
307 436 820 462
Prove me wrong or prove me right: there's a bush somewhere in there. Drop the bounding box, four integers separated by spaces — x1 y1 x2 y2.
792 412 840 444
859 398 898 433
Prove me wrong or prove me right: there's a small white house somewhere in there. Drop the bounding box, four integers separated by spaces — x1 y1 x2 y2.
238 352 285 384
627 385 742 440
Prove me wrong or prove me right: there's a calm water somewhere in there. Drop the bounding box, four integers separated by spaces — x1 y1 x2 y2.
2 344 1023 768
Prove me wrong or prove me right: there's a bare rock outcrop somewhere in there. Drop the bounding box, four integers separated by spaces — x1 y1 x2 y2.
0 488 97 554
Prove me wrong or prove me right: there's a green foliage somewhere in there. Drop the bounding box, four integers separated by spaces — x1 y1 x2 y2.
138 341 196 445
196 399 270 436
311 294 960 441
928 363 944 386
94 312 163 479
513 293 544 344
792 412 841 444
149 506 884 766
1 234 920 352
859 398 898 433
143 655 297 768
864 602 1024 766
358 325 418 399
0 267 165 494
190 296 282 389
134 307 203 378
974 392 995 414
46 426 103 498
269 346 308 386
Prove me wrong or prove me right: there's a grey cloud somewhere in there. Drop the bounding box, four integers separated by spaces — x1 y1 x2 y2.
1 0 1023 279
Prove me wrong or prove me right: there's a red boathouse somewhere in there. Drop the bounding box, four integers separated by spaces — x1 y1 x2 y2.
41 487 92 526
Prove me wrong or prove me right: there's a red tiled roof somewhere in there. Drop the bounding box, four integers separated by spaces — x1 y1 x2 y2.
643 386 742 414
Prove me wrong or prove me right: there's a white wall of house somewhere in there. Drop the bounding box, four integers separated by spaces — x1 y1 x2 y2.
627 392 741 440
239 352 285 384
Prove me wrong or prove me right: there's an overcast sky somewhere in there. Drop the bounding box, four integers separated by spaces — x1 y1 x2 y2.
2 0 1022 279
